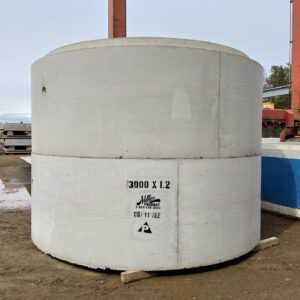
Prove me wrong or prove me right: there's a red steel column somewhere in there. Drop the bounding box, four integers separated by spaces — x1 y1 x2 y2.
108 0 126 38
291 0 300 109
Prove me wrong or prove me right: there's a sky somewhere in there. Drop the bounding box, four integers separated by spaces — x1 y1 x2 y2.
0 0 290 115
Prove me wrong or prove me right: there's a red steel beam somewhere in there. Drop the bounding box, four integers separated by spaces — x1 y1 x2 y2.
291 0 300 110
108 0 126 38
262 109 300 141
262 109 295 127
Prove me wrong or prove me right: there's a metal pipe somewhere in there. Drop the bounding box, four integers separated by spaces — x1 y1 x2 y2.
291 0 300 109
108 0 126 38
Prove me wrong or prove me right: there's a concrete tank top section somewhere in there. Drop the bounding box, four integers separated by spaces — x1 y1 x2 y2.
31 38 263 271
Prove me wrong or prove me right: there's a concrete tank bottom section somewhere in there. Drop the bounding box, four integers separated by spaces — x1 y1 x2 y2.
31 38 263 271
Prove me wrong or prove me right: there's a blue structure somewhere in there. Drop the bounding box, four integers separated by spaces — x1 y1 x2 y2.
261 141 300 218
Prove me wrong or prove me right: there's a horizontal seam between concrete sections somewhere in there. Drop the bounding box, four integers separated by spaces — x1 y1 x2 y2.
176 161 180 268
217 52 221 158
32 153 261 160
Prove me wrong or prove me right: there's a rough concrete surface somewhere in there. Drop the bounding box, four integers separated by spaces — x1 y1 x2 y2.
32 38 262 159
0 156 299 299
31 154 260 271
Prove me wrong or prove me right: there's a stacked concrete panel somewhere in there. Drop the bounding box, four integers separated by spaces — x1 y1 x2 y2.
0 123 32 155
32 38 263 271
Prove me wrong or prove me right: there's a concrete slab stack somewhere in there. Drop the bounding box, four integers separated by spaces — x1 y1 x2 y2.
0 123 31 155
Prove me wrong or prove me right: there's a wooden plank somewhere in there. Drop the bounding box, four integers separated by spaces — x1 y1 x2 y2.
252 237 279 252
120 238 279 284
20 156 32 165
121 270 158 284
25 184 31 196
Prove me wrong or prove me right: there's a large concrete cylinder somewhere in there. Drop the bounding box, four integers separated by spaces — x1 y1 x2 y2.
32 38 263 271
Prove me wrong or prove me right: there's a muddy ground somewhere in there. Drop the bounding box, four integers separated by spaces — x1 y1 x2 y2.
0 156 299 300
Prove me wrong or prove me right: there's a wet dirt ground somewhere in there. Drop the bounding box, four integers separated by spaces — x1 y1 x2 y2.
0 155 31 210
0 156 299 299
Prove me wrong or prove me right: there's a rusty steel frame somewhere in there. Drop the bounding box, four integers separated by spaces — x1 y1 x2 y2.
108 0 126 38
291 0 300 110
262 0 300 141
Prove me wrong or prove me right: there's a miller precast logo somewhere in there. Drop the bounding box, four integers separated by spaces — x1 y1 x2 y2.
136 194 161 210
138 222 152 234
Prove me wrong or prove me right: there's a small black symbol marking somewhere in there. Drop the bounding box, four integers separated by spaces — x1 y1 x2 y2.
138 222 152 234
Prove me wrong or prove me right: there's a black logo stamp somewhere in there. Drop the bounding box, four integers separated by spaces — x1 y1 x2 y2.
138 222 152 234
136 194 161 210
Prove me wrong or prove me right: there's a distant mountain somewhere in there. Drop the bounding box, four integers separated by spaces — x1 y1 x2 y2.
0 113 31 124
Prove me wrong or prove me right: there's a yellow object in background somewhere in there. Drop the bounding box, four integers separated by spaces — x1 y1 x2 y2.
262 102 275 109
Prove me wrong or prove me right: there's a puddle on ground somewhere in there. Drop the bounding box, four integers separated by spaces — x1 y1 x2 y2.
0 179 31 210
